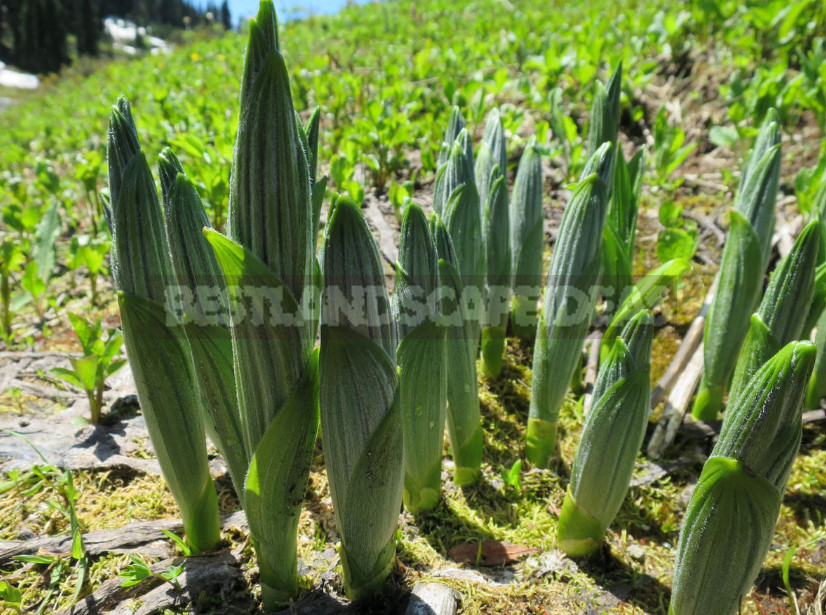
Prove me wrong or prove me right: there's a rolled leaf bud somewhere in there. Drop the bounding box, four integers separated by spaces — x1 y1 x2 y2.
510 137 544 339
160 155 247 501
108 98 220 554
393 203 446 512
729 219 821 404
559 310 653 557
433 133 476 216
432 214 483 486
320 197 403 599
438 105 471 168
671 341 814 615
528 155 610 468
694 111 782 420
602 148 645 318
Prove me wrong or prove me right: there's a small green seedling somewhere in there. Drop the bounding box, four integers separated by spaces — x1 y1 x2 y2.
656 200 698 264
120 554 184 591
0 237 26 341
652 106 696 187
3 432 89 609
68 235 110 306
50 313 126 423
161 529 193 556
0 581 23 614
20 261 47 319
499 459 523 491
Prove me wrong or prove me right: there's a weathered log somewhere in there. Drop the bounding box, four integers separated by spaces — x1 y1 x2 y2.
647 342 704 458
63 548 243 615
650 276 717 408
581 331 603 416
0 511 248 565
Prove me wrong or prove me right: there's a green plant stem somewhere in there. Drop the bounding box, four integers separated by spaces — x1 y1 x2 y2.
1 272 11 337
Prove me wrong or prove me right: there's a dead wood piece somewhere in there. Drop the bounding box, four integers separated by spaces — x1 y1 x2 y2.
116 550 243 615
582 331 603 415
405 582 461 615
272 591 352 614
804 409 826 424
682 209 725 246
361 196 399 266
651 276 717 408
647 342 704 458
0 351 73 360
0 511 247 566
773 214 803 259
630 457 698 487
63 549 242 615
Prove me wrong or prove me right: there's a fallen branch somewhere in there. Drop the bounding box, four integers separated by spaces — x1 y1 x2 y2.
361 195 399 266
63 548 243 615
0 511 247 566
683 209 725 246
774 213 803 259
650 276 718 408
646 342 705 459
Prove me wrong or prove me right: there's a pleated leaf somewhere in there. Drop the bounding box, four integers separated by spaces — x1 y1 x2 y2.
729 220 820 403
527 171 609 467
396 320 446 512
734 109 781 268
438 105 470 168
561 311 652 556
227 38 312 309
510 137 544 338
321 197 395 355
431 214 482 485
433 134 475 216
476 108 507 211
392 203 446 512
118 293 220 553
238 0 280 110
602 148 645 313
303 106 321 184
807 306 826 408
320 198 402 598
480 173 511 377
393 203 440 339
162 167 247 498
694 210 765 420
108 99 219 554
585 63 622 166
112 153 172 304
107 96 141 210
205 229 308 457
579 141 614 188
714 340 813 491
438 258 483 485
443 183 485 332
245 348 319 605
669 457 782 615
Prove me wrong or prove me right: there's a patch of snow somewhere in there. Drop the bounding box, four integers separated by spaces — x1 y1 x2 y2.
104 17 171 55
0 61 39 89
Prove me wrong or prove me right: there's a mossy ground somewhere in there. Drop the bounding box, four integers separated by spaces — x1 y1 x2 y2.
2 284 825 614
1 184 824 613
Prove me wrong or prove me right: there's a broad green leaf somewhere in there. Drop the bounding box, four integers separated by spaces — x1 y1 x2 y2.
118 292 219 553
245 349 319 605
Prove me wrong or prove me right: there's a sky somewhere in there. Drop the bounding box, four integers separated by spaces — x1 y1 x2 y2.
226 0 356 23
